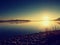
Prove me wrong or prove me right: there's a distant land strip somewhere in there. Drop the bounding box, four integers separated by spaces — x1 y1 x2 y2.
0 20 31 23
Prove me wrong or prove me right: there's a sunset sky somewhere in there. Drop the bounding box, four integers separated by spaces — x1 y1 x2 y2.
0 0 60 20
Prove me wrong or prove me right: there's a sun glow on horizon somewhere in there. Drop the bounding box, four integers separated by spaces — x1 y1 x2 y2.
41 16 51 27
42 16 51 21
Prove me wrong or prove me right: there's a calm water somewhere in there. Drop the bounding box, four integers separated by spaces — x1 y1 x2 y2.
0 21 60 40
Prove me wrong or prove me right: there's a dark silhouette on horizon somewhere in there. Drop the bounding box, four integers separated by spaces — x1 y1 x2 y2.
0 20 30 23
54 18 60 21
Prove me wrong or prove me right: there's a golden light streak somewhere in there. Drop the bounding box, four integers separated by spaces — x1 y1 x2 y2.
41 16 51 27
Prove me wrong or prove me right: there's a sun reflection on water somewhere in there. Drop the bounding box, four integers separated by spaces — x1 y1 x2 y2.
41 21 50 27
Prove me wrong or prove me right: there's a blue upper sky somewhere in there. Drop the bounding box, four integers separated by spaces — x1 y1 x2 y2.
0 0 60 20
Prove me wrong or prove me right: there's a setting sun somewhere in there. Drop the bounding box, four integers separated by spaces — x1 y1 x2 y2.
42 16 50 21
41 16 51 27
